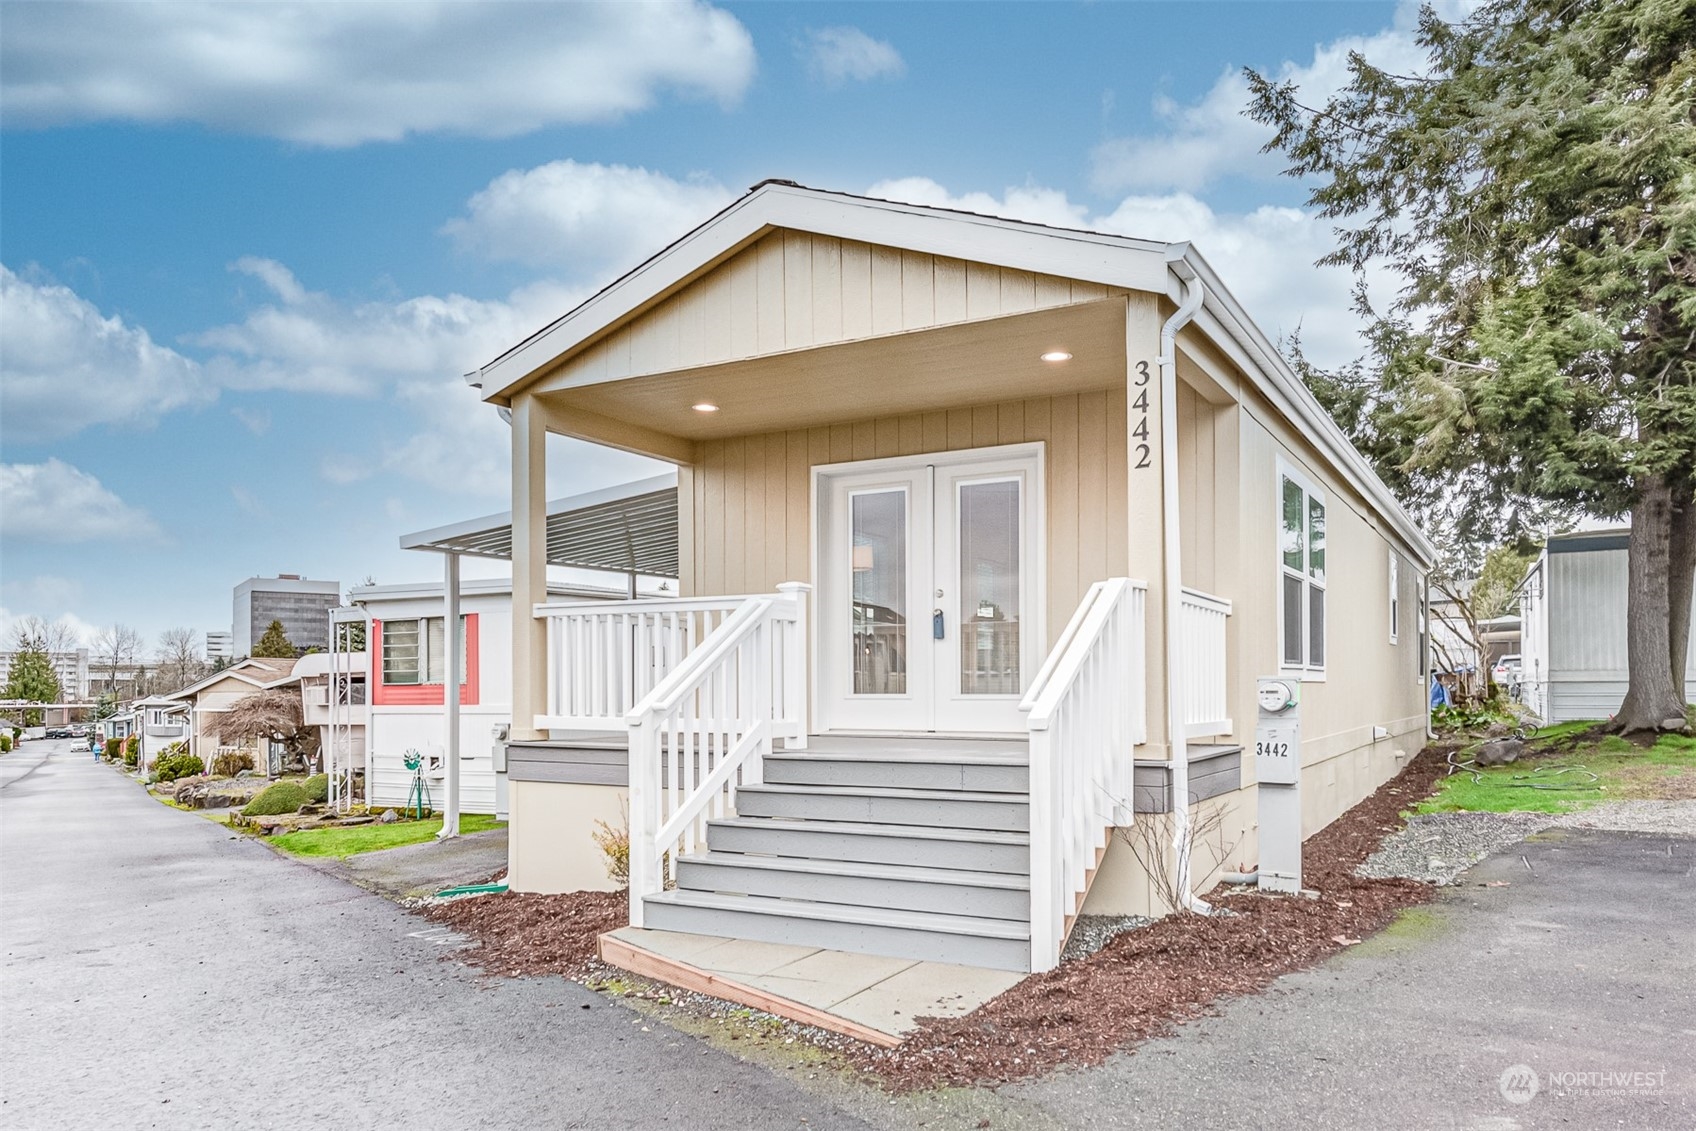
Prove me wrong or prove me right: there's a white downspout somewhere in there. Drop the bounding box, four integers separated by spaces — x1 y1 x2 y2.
440 551 462 839
1159 249 1209 914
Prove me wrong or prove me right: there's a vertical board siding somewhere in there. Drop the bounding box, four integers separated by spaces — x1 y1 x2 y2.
684 391 1129 654
548 232 1128 390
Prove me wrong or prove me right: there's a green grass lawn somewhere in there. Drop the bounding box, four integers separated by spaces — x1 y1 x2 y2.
270 813 506 858
1419 727 1696 815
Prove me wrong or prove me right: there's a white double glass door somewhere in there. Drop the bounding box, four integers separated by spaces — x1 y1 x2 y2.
818 448 1040 734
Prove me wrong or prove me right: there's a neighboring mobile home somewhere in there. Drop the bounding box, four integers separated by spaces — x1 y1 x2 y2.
1520 529 1696 724
465 181 1436 974
349 575 638 817
168 657 298 770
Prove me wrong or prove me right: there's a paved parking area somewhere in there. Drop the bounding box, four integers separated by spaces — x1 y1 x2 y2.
1004 826 1696 1130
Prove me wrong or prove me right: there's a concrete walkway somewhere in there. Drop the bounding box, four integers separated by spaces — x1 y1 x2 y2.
0 741 872 1130
332 826 510 899
602 927 1022 1045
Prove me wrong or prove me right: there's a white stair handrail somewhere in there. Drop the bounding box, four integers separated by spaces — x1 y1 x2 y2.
626 596 779 928
1022 577 1147 971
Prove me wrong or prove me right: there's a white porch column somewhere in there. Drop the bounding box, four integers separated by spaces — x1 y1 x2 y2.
510 393 549 742
440 550 462 839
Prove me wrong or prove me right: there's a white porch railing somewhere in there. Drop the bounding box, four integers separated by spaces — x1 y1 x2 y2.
535 586 809 734
626 588 807 926
1179 587 1233 739
1021 577 1147 972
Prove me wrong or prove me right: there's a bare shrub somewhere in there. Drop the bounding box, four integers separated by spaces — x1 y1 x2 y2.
1117 798 1244 915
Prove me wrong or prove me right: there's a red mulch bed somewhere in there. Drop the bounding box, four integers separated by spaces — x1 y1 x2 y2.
844 743 1454 1090
419 887 626 979
417 744 1454 1091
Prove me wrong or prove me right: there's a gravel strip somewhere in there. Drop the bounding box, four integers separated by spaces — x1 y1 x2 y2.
1359 800 1696 884
1062 914 1152 962
1553 798 1696 835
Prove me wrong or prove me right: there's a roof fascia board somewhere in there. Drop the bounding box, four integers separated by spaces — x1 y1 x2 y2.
1176 250 1435 566
477 185 1170 402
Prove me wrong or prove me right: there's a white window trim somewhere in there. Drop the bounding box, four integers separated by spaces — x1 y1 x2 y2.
1389 551 1401 645
1276 456 1327 682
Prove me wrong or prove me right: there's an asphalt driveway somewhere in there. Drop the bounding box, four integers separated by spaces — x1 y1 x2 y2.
1002 825 1696 1130
0 741 870 1130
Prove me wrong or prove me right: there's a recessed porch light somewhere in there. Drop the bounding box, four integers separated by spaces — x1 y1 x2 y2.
692 402 719 413
1040 351 1073 362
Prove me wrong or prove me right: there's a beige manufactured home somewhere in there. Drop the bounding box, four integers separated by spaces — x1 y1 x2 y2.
467 181 1434 974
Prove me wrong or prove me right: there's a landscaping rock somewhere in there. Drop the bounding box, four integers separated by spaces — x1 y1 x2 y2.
380 809 400 824
235 769 254 779
1474 738 1524 767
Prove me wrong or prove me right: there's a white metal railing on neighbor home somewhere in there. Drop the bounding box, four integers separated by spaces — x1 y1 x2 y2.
1021 577 1147 972
536 591 810 731
625 586 809 926
1179 587 1233 739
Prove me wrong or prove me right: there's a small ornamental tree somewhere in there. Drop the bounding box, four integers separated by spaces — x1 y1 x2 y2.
252 620 295 658
1248 0 1696 732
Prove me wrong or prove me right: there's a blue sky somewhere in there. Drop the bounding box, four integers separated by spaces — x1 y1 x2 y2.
0 0 1434 655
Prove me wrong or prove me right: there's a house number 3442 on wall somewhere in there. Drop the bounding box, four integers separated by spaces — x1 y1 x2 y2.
1132 360 1152 470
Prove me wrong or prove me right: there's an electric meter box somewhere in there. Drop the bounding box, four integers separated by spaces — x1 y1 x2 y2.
1254 677 1301 785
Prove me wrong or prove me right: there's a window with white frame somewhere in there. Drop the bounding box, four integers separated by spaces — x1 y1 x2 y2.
1389 552 1401 644
1416 586 1428 684
381 617 468 686
1279 463 1326 675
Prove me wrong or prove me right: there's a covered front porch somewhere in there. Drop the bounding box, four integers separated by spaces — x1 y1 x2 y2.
467 187 1246 980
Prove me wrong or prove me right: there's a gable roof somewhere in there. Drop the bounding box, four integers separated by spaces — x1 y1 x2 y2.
167 656 299 701
467 180 1435 567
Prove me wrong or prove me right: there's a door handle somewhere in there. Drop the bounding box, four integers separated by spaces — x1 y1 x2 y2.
933 609 945 639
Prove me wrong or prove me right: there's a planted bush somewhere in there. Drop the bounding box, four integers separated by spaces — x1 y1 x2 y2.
302 773 328 803
154 748 205 782
242 780 309 817
210 750 255 777
0 734 11 753
103 737 122 761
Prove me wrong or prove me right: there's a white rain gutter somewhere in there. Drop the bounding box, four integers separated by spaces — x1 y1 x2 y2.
1159 247 1210 915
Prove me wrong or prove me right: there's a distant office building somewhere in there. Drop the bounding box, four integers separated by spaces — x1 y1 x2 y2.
0 648 90 700
233 575 340 656
204 631 234 662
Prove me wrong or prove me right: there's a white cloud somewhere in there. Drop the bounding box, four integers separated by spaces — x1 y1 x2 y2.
1089 8 1433 192
0 459 163 543
230 407 271 436
1 1 757 146
0 265 213 443
443 161 733 275
865 178 1088 230
866 177 1381 368
0 605 100 649
803 27 905 85
193 260 582 396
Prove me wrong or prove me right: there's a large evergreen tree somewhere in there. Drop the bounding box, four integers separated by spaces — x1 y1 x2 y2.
251 620 296 659
1249 0 1696 731
4 632 63 727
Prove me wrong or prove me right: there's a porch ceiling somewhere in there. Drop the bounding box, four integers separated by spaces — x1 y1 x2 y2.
541 298 1129 441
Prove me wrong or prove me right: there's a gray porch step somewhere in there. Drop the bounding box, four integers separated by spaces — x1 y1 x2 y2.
675 851 1030 921
734 783 1029 832
763 753 1029 794
705 816 1029 874
642 889 1031 972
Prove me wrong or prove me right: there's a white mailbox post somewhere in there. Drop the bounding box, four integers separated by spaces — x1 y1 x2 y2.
1255 677 1302 893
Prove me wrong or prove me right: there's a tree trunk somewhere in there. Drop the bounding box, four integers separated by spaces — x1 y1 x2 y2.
1668 483 1695 718
1613 475 1688 732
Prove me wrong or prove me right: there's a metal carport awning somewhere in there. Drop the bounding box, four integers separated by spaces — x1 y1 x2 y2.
398 472 680 578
